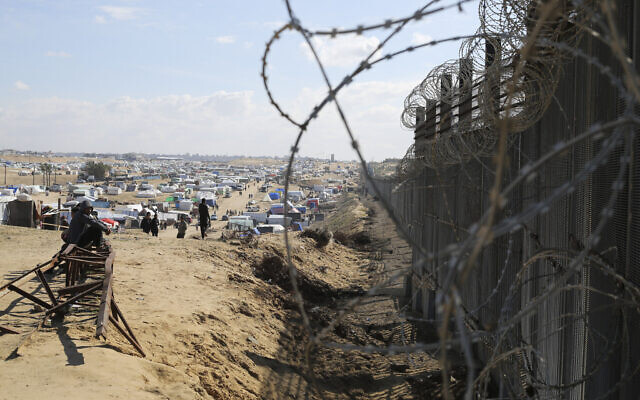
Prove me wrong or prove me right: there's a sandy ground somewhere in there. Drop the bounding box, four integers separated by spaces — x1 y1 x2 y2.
0 189 452 399
0 224 369 399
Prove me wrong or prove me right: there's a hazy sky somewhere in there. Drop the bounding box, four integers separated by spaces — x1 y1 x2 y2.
0 0 480 160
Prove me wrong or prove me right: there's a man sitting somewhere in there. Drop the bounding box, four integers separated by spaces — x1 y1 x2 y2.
67 200 111 248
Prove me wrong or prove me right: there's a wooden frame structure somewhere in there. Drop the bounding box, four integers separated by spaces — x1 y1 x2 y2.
0 244 145 357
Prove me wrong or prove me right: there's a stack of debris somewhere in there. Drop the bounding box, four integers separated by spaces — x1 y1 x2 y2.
0 243 144 356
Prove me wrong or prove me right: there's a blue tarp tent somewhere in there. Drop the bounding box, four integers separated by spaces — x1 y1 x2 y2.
269 192 280 200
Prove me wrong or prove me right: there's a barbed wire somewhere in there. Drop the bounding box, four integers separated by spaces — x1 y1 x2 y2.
263 0 640 399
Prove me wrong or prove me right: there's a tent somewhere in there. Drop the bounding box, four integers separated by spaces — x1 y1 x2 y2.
262 194 272 202
0 196 16 225
100 218 119 229
269 204 284 214
7 199 38 227
256 224 285 234
107 187 123 195
268 192 280 200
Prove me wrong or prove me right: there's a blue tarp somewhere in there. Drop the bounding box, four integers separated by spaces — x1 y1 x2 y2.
269 192 280 200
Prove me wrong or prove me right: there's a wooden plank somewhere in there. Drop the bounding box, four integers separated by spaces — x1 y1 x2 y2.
58 281 103 296
0 325 19 335
96 251 115 338
73 302 100 308
62 258 107 266
45 282 102 316
7 285 51 309
108 316 145 357
73 246 110 257
0 257 56 298
65 261 72 287
111 298 141 348
35 269 58 306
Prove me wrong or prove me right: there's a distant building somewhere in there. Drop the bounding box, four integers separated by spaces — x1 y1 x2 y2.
330 154 335 162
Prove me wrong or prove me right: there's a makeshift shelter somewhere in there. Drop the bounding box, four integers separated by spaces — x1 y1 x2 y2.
256 224 285 234
100 218 119 229
262 194 272 202
266 215 292 227
228 216 253 232
177 199 193 211
64 200 79 208
269 203 284 214
268 192 280 200
136 190 156 198
0 196 17 225
195 191 217 207
270 201 300 215
6 199 38 227
160 185 177 193
306 198 319 210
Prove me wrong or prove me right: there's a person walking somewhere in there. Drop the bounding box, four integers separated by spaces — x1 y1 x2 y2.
198 198 210 239
177 215 188 238
141 212 152 234
151 213 159 237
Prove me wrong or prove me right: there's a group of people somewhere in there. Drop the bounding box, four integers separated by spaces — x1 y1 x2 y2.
60 200 111 248
140 212 160 237
140 199 211 240
59 197 216 245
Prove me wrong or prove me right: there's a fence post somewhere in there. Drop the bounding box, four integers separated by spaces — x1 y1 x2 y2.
459 58 473 127
485 36 502 118
439 74 452 133
57 198 61 230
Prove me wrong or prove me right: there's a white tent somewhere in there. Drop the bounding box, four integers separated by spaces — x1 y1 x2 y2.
262 194 272 202
136 190 156 198
178 199 193 211
160 185 178 193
